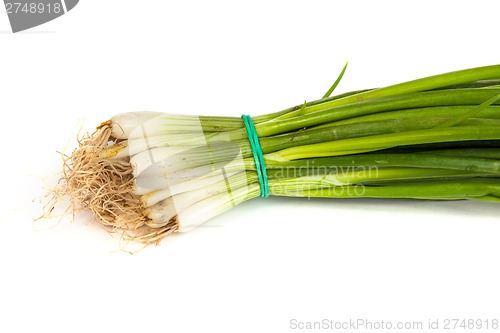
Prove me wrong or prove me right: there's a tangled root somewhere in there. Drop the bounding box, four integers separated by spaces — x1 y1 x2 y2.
49 121 178 245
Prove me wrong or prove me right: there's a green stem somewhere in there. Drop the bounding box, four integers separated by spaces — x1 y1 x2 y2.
276 64 500 120
265 152 500 176
270 178 500 200
252 89 373 123
252 88 500 138
415 148 500 159
328 105 500 126
259 117 500 153
267 126 500 160
272 167 492 186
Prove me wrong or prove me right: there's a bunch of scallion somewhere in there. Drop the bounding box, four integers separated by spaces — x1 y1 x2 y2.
51 64 500 244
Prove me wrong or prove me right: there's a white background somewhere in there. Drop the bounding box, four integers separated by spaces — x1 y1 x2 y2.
1 1 500 332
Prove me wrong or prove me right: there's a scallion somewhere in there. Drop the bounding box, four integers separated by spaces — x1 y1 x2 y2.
47 64 500 245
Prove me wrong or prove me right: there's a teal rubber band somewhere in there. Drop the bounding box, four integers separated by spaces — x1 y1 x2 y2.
241 114 269 198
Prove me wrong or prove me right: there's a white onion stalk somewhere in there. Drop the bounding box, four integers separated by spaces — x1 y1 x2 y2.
51 113 259 244
141 183 259 231
141 171 255 207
